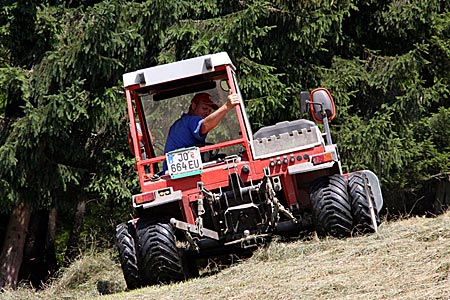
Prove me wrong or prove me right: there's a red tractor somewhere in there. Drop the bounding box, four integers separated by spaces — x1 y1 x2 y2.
116 52 383 289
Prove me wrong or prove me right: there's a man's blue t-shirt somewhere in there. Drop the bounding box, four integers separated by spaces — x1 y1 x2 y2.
162 113 207 172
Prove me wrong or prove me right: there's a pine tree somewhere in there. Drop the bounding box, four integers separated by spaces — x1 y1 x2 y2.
322 0 450 210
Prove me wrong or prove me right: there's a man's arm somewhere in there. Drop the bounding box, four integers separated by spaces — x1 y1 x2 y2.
200 93 240 135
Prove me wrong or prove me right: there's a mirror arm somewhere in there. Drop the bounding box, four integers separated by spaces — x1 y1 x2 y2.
322 115 333 145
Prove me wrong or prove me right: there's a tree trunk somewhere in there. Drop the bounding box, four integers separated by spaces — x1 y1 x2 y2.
64 200 86 264
19 209 59 289
0 202 32 289
45 207 58 276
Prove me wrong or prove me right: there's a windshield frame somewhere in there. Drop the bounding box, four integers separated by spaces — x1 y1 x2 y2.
125 65 252 180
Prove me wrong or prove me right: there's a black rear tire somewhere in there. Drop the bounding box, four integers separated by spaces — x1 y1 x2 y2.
310 174 353 237
136 219 185 286
116 223 141 290
348 172 380 234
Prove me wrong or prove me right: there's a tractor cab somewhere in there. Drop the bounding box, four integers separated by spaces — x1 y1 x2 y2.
123 53 252 187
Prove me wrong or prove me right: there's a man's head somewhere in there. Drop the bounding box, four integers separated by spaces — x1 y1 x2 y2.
189 93 219 118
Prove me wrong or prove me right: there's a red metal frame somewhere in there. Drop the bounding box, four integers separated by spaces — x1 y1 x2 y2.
125 64 254 188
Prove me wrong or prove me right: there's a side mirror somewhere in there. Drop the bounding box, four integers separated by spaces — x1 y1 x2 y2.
309 88 335 123
300 91 310 113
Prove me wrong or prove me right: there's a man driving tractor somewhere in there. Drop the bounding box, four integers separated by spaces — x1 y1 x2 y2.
162 92 240 172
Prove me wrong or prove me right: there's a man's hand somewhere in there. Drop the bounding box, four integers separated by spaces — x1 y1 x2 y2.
226 93 240 110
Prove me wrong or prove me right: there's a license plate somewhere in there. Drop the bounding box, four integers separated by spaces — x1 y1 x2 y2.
166 147 203 179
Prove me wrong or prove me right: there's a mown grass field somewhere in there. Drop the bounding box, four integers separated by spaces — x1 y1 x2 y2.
4 212 450 300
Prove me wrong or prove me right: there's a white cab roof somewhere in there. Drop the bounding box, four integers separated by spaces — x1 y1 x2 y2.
123 52 235 88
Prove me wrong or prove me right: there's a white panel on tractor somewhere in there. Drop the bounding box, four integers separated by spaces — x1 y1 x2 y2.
123 52 235 88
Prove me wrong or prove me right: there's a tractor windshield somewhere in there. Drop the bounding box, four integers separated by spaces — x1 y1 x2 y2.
138 77 241 169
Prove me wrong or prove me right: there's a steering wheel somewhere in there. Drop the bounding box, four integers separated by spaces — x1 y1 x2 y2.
202 143 221 162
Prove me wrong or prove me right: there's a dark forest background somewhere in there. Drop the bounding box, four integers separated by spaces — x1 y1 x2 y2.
0 0 449 289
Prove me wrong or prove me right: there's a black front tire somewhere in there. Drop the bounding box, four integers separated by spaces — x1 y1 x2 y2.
136 219 185 286
116 223 141 290
310 174 353 237
348 172 380 234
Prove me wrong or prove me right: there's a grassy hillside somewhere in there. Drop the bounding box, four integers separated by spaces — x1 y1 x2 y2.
4 212 450 300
